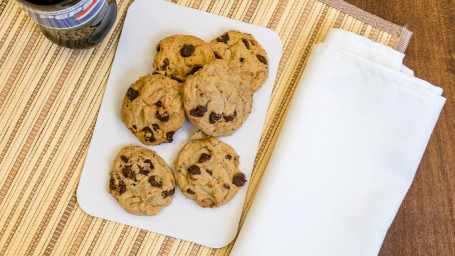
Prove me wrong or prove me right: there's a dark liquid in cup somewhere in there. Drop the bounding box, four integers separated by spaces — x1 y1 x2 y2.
25 0 63 5
19 0 117 49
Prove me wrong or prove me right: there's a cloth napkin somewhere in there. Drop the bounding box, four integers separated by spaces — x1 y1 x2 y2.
230 29 445 256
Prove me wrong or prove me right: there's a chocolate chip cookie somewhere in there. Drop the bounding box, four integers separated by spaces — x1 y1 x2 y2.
209 30 269 92
183 59 253 137
121 74 185 145
108 146 176 216
153 35 216 82
174 134 247 208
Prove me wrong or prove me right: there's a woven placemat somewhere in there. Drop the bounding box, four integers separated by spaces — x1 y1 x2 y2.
0 0 411 255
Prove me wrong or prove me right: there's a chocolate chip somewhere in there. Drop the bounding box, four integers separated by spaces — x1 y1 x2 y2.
189 105 207 117
214 51 222 59
209 112 222 124
188 65 202 76
144 159 154 169
180 44 195 57
225 154 232 160
152 124 159 131
170 75 184 83
155 100 162 107
239 57 245 63
217 33 229 44
152 71 160 75
120 155 129 163
160 58 170 70
127 88 139 101
138 166 150 175
187 165 201 175
206 169 212 175
166 131 175 142
162 187 175 198
132 125 137 131
242 38 250 49
186 188 195 195
233 173 247 187
201 198 215 207
109 176 117 190
156 44 161 52
122 166 136 180
223 111 237 121
148 175 163 188
156 111 170 122
118 179 127 194
223 184 230 189
143 127 155 142
256 54 267 65
198 153 211 163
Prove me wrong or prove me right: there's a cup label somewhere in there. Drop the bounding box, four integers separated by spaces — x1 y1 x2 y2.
20 0 106 29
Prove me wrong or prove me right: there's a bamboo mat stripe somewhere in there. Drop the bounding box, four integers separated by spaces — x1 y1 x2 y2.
0 0 411 255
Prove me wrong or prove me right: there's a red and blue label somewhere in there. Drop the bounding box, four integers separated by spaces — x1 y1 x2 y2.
21 0 107 29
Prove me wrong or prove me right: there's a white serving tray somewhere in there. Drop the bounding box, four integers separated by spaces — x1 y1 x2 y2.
77 0 282 248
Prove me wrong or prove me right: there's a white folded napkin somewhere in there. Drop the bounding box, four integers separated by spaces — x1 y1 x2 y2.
230 29 445 256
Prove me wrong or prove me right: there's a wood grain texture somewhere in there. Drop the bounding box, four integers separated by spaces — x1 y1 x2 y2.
344 0 455 255
0 0 451 255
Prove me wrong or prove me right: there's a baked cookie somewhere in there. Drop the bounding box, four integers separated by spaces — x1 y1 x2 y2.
108 146 175 216
210 30 269 92
174 134 247 208
153 35 216 82
121 74 185 145
183 59 253 137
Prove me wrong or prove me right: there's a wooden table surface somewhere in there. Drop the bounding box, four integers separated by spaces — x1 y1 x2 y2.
344 0 455 255
0 1 451 255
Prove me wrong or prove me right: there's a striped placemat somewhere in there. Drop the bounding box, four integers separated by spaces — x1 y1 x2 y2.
0 0 411 255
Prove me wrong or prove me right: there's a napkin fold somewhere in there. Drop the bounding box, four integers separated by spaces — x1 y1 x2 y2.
230 29 445 256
